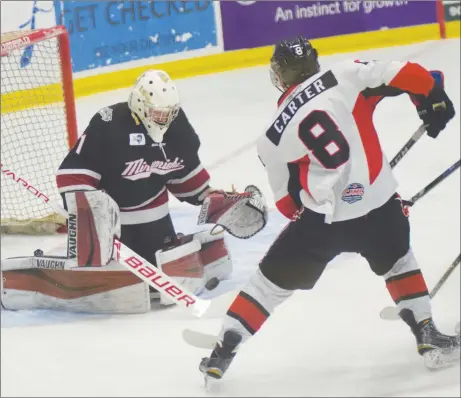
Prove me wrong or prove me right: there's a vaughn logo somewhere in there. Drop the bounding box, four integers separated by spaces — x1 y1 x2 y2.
68 213 77 258
34 258 66 270
122 157 184 180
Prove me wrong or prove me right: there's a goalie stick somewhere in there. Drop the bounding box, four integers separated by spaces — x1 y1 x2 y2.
2 164 212 318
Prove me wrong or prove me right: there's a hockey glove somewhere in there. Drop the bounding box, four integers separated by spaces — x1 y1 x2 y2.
197 185 268 239
395 193 411 217
410 70 455 139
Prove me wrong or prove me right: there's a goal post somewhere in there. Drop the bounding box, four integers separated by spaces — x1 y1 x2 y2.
1 26 77 234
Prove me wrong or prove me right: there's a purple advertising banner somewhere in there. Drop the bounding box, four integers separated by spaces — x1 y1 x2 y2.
221 1 437 51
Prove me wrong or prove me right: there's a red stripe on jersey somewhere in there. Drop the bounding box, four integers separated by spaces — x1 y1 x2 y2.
277 84 299 107
296 155 311 197
386 271 429 303
352 94 383 185
228 292 269 334
122 190 169 212
276 195 299 220
56 173 100 190
167 168 210 195
389 62 434 97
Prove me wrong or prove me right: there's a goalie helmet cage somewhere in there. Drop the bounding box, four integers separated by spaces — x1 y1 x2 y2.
1 26 77 234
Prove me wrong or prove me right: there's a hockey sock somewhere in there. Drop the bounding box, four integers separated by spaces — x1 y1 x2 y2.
383 249 431 323
218 268 293 344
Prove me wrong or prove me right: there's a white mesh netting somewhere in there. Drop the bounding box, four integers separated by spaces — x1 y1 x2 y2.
1 30 72 234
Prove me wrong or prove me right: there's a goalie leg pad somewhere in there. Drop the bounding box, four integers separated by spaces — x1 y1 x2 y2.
65 190 121 267
156 238 204 306
1 257 150 314
156 229 233 306
194 229 232 282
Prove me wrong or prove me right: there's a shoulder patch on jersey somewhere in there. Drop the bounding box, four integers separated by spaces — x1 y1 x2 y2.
99 107 113 122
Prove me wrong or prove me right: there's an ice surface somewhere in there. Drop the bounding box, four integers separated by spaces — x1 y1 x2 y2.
1 39 460 397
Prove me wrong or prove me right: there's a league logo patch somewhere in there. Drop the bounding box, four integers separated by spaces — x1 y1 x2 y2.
129 133 145 146
342 183 364 204
99 107 113 122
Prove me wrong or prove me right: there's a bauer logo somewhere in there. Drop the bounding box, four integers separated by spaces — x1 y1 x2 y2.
68 213 77 258
341 183 365 204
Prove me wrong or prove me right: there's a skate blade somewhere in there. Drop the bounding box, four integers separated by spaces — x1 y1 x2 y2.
424 346 460 370
204 375 215 392
203 371 222 392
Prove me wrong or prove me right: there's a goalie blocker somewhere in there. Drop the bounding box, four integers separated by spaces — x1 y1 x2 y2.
1 190 233 314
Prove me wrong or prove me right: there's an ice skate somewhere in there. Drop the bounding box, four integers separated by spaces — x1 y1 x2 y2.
400 309 460 369
199 330 242 383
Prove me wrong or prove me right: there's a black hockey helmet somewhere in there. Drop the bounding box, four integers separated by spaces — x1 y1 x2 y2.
270 36 320 92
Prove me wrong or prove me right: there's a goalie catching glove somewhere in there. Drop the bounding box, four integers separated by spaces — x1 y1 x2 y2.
197 185 268 239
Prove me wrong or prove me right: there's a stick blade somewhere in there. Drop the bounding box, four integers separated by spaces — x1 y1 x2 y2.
183 329 218 349
379 306 400 321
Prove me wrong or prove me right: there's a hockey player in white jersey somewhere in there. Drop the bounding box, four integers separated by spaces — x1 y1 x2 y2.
199 36 459 379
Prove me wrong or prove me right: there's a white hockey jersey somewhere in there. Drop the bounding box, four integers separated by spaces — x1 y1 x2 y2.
257 59 435 223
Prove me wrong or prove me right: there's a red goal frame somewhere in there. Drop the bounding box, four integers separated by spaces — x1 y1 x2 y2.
1 25 78 149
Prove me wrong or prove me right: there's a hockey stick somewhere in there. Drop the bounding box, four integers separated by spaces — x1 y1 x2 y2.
2 164 211 318
390 123 426 168
404 159 460 207
207 139 257 171
380 254 461 320
379 160 460 320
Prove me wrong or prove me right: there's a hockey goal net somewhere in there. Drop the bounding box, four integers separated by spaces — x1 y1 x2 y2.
1 26 77 234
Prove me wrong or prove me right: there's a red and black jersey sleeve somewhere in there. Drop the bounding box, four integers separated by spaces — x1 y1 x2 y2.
351 59 435 98
56 112 107 194
166 110 211 206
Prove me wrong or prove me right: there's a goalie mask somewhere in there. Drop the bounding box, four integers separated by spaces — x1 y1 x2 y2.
128 70 180 143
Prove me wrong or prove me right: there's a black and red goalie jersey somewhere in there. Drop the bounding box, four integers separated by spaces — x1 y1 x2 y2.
57 102 210 227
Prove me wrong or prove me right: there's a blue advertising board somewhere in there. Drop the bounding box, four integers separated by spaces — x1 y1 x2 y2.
53 1 217 72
